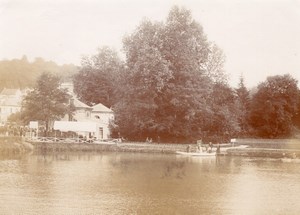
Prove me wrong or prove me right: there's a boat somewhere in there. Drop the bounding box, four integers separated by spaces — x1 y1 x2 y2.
176 151 216 157
93 140 117 145
220 144 248 152
280 158 300 163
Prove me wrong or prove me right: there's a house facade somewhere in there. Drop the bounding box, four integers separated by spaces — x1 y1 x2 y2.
0 88 24 124
59 83 114 140
91 103 114 139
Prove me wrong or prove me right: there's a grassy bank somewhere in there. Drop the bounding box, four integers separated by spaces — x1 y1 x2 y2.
31 141 189 154
0 136 34 154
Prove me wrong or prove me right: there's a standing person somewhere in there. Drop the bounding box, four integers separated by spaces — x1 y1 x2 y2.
216 143 221 154
205 144 209 152
186 145 191 153
197 144 202 153
209 142 213 152
197 139 202 152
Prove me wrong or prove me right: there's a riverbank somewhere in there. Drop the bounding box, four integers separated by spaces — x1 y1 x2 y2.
31 141 189 154
228 138 300 158
0 136 34 155
30 140 300 159
4 137 300 159
226 148 300 158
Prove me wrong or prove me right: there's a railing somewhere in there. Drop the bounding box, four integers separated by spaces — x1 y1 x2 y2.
26 136 101 144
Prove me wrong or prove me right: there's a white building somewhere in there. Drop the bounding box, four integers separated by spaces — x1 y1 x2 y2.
0 88 24 124
59 83 114 140
91 103 114 139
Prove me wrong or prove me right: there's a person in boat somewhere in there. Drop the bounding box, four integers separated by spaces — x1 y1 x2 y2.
216 143 221 154
208 142 213 153
196 142 202 153
205 144 209 152
186 144 191 153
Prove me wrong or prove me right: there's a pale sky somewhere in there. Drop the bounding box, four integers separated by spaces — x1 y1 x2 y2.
0 0 300 88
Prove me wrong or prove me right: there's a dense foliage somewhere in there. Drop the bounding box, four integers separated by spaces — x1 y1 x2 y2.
112 6 233 142
248 74 299 138
73 47 124 107
235 76 251 136
21 72 71 134
70 6 300 142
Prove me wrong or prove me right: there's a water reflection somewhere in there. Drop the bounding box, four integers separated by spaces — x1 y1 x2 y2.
0 153 300 214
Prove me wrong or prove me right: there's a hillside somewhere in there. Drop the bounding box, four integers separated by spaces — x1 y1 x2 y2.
0 56 78 89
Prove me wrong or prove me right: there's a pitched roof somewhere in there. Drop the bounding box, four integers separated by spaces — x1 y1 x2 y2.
72 98 91 109
92 103 113 113
0 97 21 106
0 88 20 96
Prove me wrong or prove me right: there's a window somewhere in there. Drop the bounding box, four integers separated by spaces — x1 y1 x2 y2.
99 127 103 139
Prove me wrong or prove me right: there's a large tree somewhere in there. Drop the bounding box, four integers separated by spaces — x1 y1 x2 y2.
235 75 250 136
292 91 300 129
113 6 227 142
73 47 124 107
202 82 240 142
248 74 299 138
21 72 71 134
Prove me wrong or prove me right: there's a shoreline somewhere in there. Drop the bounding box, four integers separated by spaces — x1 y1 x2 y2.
30 141 189 154
0 136 34 155
30 140 300 159
1 136 300 159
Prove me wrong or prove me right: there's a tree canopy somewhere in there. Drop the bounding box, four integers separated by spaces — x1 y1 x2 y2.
73 47 124 107
69 5 300 142
248 74 299 138
235 75 250 135
112 6 232 142
21 72 71 133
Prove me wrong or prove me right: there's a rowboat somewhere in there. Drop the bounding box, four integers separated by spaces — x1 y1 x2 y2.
176 151 216 157
93 140 117 145
281 158 300 163
220 144 248 152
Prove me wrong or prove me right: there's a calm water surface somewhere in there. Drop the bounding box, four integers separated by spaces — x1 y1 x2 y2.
0 152 300 215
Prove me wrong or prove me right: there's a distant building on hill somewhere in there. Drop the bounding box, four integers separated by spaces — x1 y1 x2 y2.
60 82 74 95
0 88 26 124
0 84 115 140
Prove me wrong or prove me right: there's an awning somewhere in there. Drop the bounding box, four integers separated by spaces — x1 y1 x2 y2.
54 121 97 132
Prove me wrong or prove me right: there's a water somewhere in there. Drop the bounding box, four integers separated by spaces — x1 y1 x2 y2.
0 152 300 215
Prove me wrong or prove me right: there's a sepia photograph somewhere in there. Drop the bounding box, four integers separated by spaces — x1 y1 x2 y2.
0 0 300 214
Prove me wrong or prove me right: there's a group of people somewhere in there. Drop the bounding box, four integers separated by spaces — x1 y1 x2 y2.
145 137 153 143
196 141 213 153
186 139 221 154
0 125 29 137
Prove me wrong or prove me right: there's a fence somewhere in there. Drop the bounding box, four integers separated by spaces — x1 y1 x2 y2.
25 136 103 144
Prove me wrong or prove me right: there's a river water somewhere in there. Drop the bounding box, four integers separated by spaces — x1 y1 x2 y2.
0 152 300 215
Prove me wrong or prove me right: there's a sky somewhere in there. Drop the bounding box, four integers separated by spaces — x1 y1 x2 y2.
0 0 300 88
